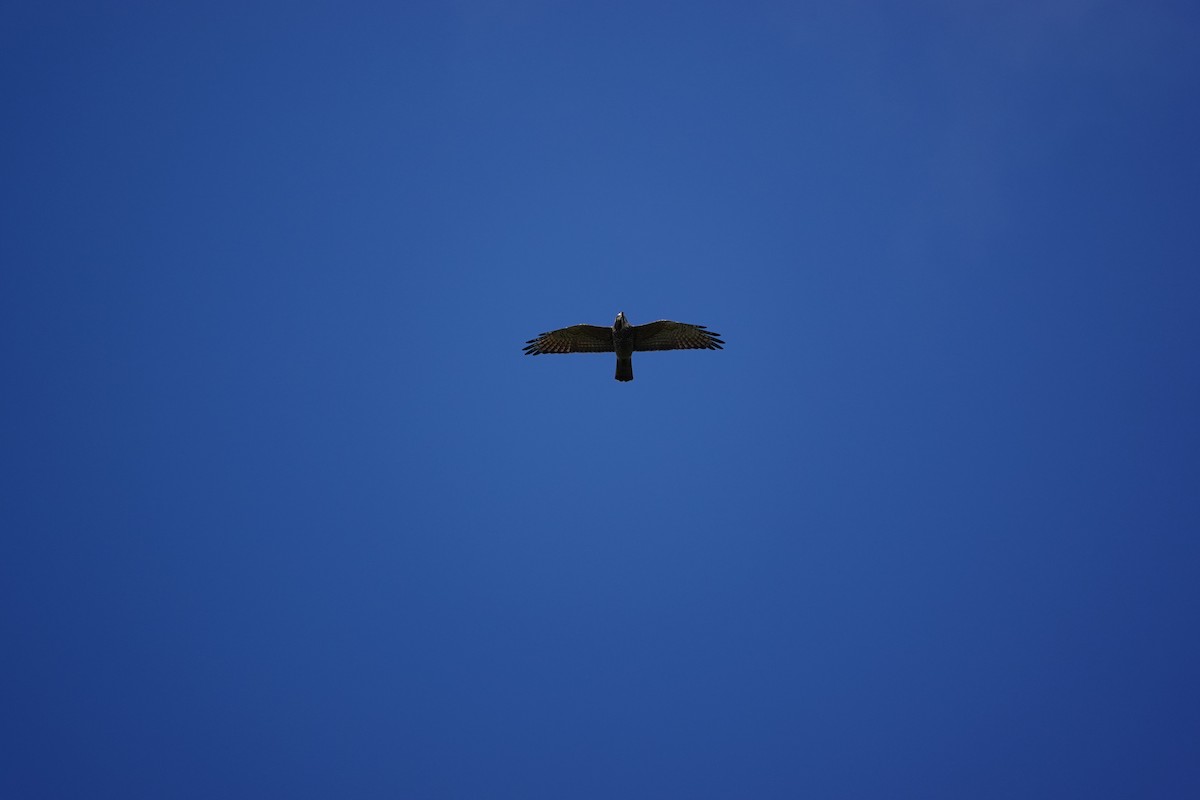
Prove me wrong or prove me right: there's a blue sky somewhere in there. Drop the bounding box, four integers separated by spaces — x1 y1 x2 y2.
3 2 1199 797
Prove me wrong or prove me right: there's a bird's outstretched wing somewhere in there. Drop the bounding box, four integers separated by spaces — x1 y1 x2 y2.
523 324 615 355
632 320 724 351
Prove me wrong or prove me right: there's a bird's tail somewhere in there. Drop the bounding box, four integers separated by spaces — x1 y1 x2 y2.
615 357 633 382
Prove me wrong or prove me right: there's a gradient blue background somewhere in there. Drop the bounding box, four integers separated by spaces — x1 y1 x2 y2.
3 3 1199 797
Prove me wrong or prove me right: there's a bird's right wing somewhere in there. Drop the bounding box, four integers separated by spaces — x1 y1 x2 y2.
523 324 615 355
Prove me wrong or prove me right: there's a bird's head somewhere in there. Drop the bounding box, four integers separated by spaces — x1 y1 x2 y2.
614 311 627 330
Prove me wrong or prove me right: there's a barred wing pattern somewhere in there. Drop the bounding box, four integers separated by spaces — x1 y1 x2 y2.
522 324 615 355
632 320 724 352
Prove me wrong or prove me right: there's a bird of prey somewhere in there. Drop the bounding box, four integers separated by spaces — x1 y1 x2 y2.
523 311 723 382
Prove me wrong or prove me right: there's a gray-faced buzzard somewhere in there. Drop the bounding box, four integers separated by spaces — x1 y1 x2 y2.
523 312 723 382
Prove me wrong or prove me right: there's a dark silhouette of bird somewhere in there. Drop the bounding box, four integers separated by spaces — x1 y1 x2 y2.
523 312 723 382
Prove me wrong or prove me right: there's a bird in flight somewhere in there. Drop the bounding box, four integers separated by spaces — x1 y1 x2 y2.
523 312 723 382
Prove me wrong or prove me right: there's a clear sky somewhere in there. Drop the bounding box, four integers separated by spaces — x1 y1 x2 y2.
3 3 1199 798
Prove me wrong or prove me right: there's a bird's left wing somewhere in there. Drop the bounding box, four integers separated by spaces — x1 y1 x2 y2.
631 320 724 351
523 324 615 355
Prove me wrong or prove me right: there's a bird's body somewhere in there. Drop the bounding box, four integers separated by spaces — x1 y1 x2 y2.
612 311 635 381
523 312 723 381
